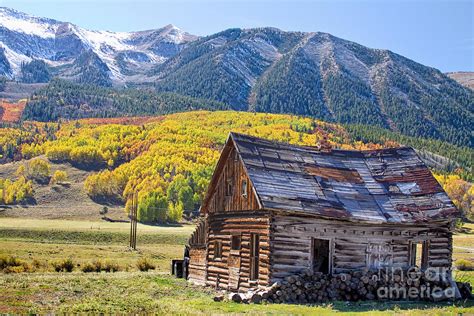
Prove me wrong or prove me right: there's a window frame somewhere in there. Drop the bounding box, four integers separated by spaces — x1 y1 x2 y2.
231 234 242 251
226 179 233 197
409 240 429 270
213 240 223 260
241 179 248 198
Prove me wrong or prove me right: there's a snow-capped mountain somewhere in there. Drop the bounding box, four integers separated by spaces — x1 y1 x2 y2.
1 7 472 149
0 7 197 84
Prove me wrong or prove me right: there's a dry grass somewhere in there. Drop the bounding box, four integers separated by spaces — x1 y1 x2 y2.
0 218 194 272
0 218 472 313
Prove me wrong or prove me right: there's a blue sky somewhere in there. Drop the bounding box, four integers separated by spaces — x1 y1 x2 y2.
1 0 472 72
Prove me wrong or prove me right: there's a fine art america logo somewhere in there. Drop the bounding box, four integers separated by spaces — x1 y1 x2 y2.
368 266 457 300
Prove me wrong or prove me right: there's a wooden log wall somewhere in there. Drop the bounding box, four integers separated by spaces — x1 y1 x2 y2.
206 147 259 214
270 212 453 282
188 219 208 285
188 247 207 285
206 211 271 291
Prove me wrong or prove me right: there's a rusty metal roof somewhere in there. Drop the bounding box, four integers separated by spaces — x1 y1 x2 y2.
230 132 459 224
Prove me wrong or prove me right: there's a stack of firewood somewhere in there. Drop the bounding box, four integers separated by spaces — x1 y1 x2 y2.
227 270 471 304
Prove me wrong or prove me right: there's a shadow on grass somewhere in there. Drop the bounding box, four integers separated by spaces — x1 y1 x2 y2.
89 195 124 206
0 198 37 210
141 222 184 228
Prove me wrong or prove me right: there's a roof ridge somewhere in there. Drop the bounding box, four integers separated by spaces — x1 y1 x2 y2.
230 131 414 155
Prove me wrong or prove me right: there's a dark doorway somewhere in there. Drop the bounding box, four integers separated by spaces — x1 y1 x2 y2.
312 238 330 274
250 233 259 280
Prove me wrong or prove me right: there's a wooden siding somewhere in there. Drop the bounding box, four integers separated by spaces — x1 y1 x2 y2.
188 219 208 285
188 247 207 285
270 212 453 282
206 212 271 291
206 147 259 214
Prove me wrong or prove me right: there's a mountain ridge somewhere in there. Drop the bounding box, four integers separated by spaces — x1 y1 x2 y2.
151 27 472 146
0 7 197 84
446 72 474 90
1 7 472 148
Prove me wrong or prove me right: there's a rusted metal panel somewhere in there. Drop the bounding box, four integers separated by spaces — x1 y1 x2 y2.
228 133 459 224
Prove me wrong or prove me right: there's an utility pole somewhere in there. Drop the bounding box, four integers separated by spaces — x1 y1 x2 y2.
129 191 138 250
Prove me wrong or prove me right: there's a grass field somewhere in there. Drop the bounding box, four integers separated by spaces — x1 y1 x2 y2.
0 218 194 271
0 218 473 314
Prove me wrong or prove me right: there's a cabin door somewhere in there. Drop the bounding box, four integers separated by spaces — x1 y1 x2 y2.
250 233 260 281
228 235 242 290
312 238 330 274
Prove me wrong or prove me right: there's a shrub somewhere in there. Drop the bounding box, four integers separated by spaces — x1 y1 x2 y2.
81 260 120 273
25 158 51 183
0 255 11 270
103 261 120 272
50 170 68 184
92 259 103 272
81 262 97 273
0 255 30 273
0 177 34 205
31 258 43 271
136 257 155 272
15 165 26 177
100 206 108 216
3 265 26 273
51 258 74 272
455 259 474 271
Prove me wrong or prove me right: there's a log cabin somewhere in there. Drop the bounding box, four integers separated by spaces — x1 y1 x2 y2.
186 132 459 292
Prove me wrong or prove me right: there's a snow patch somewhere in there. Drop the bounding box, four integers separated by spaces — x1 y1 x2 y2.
0 8 57 38
2 45 32 75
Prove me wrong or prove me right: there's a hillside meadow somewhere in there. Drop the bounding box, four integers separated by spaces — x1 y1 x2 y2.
0 218 472 314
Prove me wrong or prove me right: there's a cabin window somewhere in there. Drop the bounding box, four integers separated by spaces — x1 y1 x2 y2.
213 241 222 259
410 241 429 269
226 180 233 197
241 180 248 198
231 235 241 251
312 238 331 274
250 234 259 280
